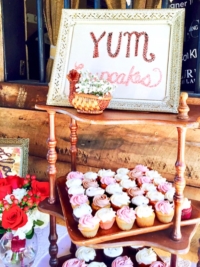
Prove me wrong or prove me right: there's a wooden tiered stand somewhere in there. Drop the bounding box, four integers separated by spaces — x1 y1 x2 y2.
35 93 200 267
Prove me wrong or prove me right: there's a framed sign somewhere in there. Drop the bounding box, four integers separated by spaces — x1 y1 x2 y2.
0 138 29 178
47 9 185 113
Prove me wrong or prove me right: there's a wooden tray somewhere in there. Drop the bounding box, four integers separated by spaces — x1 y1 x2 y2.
56 176 200 246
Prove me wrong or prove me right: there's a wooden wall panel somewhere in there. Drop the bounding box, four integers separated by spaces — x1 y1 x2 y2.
1 107 200 187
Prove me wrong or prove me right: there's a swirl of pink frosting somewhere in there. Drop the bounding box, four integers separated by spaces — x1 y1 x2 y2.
66 171 84 180
100 176 116 185
158 182 173 193
128 170 143 179
150 261 168 267
70 194 88 206
127 187 144 197
93 194 110 207
117 206 135 223
134 165 149 172
111 256 133 267
155 200 173 214
137 176 152 185
62 258 87 267
78 214 100 229
82 179 99 189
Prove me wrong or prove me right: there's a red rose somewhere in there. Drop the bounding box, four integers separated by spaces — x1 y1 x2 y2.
2 205 28 230
5 175 24 189
31 180 50 201
0 179 12 200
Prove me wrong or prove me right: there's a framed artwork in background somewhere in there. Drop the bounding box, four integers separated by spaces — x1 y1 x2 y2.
0 138 29 178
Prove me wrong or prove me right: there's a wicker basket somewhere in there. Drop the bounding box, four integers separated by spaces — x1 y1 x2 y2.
71 93 112 114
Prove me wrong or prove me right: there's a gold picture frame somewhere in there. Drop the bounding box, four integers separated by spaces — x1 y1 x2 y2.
47 8 185 113
0 138 29 178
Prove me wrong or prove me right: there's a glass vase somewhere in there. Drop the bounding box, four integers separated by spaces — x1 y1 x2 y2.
0 232 37 267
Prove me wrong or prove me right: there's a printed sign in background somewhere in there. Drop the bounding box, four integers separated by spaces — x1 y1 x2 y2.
167 0 200 94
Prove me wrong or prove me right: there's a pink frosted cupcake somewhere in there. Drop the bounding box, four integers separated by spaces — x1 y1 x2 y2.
157 182 173 194
100 176 116 189
66 171 84 180
127 187 144 198
137 176 152 187
128 169 143 180
62 258 87 267
150 261 168 267
116 206 136 230
95 207 116 229
92 194 111 212
111 256 133 267
70 194 89 209
82 179 99 189
78 214 100 238
134 164 149 173
155 200 174 223
181 197 192 220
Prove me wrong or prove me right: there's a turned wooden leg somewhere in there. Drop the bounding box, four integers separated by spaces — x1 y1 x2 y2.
47 110 57 204
170 254 177 267
172 127 187 241
49 215 59 267
70 118 78 171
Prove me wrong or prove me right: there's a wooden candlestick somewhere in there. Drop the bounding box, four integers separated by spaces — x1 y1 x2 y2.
177 92 190 120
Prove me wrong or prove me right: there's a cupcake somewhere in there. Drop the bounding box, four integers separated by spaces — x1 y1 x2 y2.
88 262 107 267
146 190 164 207
84 172 98 180
62 258 87 267
78 214 100 238
134 165 149 173
73 203 92 222
135 247 157 267
82 179 99 189
100 176 116 189
114 173 129 183
111 256 133 267
164 187 175 203
135 205 155 227
116 206 136 230
110 192 130 211
119 179 136 192
153 176 166 186
95 207 116 229
68 185 85 197
66 178 82 189
127 187 145 198
181 197 192 220
150 261 168 267
106 183 123 196
137 176 152 187
92 194 111 212
103 247 123 263
70 194 89 209
128 169 143 180
98 169 115 178
131 195 149 207
66 171 84 180
157 182 173 194
140 183 157 193
75 246 96 263
116 168 130 175
86 187 105 201
155 200 174 223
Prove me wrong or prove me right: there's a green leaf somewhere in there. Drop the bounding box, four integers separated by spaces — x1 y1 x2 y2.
25 228 34 239
0 228 6 234
34 220 44 226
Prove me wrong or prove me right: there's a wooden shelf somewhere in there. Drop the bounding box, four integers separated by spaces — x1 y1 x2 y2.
35 104 200 128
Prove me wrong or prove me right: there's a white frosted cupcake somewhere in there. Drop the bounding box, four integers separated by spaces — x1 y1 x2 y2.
73 203 92 222
84 172 98 180
146 170 161 180
131 195 149 207
68 185 85 196
95 207 116 229
88 262 107 267
98 169 115 178
103 247 123 262
164 187 175 203
66 178 82 189
135 205 155 227
115 173 129 183
75 246 96 263
140 183 157 193
110 192 130 211
153 176 166 186
106 183 123 196
86 187 105 200
119 179 136 191
116 168 130 175
136 247 157 266
146 190 164 207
